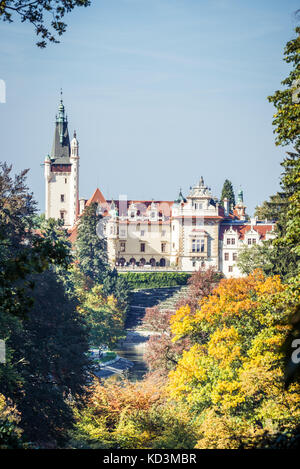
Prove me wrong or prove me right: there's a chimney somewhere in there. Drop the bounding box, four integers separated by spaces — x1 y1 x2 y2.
79 198 86 215
223 197 229 216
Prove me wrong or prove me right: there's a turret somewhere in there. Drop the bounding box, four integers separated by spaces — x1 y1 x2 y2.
44 93 79 227
234 189 246 220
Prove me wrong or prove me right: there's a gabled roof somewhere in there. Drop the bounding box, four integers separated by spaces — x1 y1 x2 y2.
219 223 274 240
86 188 107 206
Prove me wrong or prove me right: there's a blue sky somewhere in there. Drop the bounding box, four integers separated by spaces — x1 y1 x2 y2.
0 0 299 214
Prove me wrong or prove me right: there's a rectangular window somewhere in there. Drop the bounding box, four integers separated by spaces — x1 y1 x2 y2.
161 230 166 237
227 238 231 245
161 243 166 253
248 238 252 245
200 239 205 252
60 211 64 220
140 243 145 252
252 238 256 244
141 230 145 236
231 238 235 245
233 252 237 261
60 194 65 202
64 178 67 184
228 266 233 272
224 252 229 261
120 242 126 252
120 229 126 237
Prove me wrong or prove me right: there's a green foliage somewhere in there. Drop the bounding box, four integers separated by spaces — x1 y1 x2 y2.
78 283 125 348
0 0 91 48
0 163 91 446
120 272 191 290
254 192 287 221
75 203 109 284
236 241 299 279
0 162 71 320
169 271 300 449
0 270 91 445
220 179 235 208
268 26 300 148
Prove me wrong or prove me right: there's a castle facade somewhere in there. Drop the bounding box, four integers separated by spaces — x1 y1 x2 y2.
44 98 275 278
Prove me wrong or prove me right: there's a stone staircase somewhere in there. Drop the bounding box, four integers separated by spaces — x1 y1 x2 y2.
115 285 190 380
125 286 188 330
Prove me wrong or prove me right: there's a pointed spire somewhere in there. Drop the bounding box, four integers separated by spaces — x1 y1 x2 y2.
174 188 186 204
51 92 70 161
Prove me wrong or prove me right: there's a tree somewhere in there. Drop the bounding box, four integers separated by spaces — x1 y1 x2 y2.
75 203 109 284
220 179 235 208
268 27 300 385
268 26 300 148
70 374 197 449
78 283 125 348
0 270 91 445
168 271 300 449
254 192 287 221
236 242 299 279
0 162 71 320
74 202 130 325
142 268 219 376
0 0 91 48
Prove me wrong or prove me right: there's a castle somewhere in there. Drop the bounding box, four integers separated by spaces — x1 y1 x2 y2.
44 97 275 277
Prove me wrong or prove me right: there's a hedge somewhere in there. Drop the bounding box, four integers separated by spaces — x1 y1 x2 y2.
119 272 191 290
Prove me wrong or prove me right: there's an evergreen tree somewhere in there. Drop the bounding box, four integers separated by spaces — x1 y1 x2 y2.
267 26 300 386
75 202 130 317
220 179 235 208
75 202 109 284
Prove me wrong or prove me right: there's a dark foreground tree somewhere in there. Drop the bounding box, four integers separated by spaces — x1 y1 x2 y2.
0 0 91 48
0 270 91 446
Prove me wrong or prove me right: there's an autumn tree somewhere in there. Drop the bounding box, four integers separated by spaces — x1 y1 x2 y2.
142 268 219 376
70 374 197 449
0 0 91 48
168 271 300 448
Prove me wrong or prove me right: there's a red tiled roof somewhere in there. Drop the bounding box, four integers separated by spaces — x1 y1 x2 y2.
219 223 274 240
86 188 107 206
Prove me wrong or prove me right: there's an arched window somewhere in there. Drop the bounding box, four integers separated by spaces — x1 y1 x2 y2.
150 258 156 267
119 258 126 266
129 258 136 266
140 258 146 266
160 258 166 267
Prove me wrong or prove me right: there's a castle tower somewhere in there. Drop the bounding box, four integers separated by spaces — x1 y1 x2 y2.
234 189 246 220
44 93 79 227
